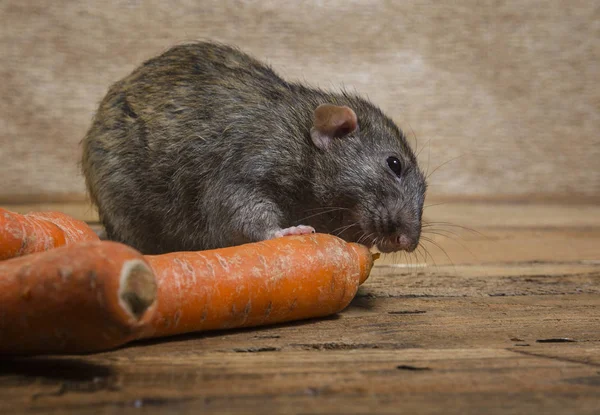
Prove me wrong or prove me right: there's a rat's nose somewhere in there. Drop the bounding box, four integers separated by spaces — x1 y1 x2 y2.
389 233 419 252
394 234 413 251
377 232 418 253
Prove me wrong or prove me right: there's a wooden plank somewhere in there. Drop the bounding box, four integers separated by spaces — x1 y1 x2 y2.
0 201 598 414
381 227 600 266
0 263 599 414
3 347 598 415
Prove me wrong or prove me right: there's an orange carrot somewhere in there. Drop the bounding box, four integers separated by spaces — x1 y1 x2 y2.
0 241 157 355
139 233 374 339
0 208 99 260
0 233 372 355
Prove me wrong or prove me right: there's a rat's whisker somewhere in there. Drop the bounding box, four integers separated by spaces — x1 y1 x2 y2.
402 250 410 268
419 243 437 269
415 138 431 159
409 250 422 276
423 201 448 210
420 236 455 269
409 249 418 271
422 230 476 260
423 221 486 238
302 206 352 213
422 228 464 241
426 154 466 181
356 232 373 246
418 245 429 266
425 136 432 177
373 235 385 250
331 222 360 237
367 232 378 246
297 207 351 222
350 228 364 242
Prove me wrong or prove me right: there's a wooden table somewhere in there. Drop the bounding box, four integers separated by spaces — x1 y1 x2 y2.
1 200 599 414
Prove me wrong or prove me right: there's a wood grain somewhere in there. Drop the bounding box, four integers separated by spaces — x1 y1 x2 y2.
0 201 599 414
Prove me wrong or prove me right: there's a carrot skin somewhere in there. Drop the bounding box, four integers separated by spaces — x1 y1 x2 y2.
0 233 372 354
141 234 374 339
0 208 99 260
0 241 157 355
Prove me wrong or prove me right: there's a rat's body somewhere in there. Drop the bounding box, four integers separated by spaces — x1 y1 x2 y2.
82 42 426 255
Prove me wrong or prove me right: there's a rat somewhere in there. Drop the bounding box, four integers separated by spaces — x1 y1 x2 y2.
81 41 427 255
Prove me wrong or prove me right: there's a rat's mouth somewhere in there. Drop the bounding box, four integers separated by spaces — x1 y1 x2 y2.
354 216 420 253
361 231 418 253
376 235 417 253
352 233 413 253
376 240 400 253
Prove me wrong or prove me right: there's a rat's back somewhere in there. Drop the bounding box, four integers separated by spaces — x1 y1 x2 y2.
81 42 314 254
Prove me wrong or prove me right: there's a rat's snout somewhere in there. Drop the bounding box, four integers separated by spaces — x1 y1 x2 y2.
365 204 423 253
378 232 419 253
395 234 416 252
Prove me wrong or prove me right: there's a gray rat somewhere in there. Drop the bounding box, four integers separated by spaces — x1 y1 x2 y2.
81 42 427 255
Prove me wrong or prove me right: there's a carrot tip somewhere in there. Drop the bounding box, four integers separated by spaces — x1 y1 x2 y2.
372 253 381 261
347 243 375 286
118 259 157 321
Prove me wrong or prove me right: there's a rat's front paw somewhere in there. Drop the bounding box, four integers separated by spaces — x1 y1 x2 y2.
271 225 316 239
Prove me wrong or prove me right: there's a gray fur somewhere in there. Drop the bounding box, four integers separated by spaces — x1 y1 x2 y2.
81 42 427 254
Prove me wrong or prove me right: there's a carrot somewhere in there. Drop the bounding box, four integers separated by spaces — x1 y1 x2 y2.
0 208 99 261
0 233 372 355
0 241 157 355
139 233 374 339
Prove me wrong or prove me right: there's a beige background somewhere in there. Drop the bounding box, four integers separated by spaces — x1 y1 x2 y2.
1 0 598 203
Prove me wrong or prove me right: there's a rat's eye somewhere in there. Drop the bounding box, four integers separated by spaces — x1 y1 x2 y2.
386 156 403 177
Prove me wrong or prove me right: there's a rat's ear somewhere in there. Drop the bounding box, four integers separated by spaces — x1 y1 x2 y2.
310 104 358 150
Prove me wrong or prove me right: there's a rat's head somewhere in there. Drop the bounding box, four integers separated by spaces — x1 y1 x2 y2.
310 102 427 253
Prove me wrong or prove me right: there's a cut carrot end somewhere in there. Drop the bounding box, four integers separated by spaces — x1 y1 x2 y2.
348 243 375 286
118 259 157 321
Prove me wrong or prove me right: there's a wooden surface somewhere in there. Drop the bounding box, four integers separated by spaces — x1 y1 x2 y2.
1 201 599 414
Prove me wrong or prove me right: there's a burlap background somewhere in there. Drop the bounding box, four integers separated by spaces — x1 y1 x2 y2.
1 1 598 202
